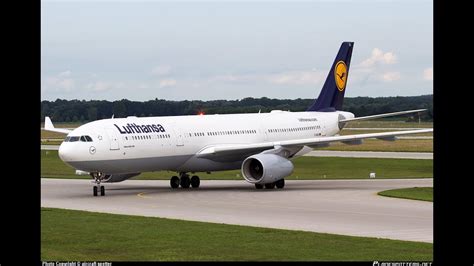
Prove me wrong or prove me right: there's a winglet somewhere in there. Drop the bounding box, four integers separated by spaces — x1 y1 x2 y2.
42 116 73 134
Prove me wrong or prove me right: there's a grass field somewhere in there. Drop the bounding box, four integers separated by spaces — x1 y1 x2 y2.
41 150 433 180
41 208 433 261
378 187 433 202
41 140 63 145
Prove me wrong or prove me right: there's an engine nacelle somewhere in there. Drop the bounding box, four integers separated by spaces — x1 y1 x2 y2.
103 173 140 183
241 154 294 184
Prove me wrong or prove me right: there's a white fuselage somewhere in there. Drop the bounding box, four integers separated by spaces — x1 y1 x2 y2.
58 110 354 174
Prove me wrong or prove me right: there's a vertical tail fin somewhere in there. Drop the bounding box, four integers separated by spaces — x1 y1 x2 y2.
307 42 354 112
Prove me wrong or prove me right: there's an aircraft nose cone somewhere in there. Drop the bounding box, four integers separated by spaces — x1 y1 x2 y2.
58 142 72 162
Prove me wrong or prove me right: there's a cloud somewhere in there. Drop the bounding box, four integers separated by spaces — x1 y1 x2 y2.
43 71 75 91
423 67 433 81
360 48 397 67
58 70 72 77
151 65 171 76
208 70 327 86
86 81 125 92
137 83 150 89
266 70 326 86
159 79 177 88
381 72 401 82
210 74 249 83
207 69 327 85
45 77 75 91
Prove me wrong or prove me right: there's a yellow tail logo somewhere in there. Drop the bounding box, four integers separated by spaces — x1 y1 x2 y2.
334 61 347 92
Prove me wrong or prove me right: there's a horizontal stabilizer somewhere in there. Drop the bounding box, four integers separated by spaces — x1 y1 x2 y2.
43 116 72 134
339 109 427 123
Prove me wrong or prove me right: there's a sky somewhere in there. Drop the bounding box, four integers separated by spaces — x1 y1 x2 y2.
41 0 433 101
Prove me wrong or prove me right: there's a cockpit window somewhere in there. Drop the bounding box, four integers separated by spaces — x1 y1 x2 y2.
64 135 93 142
68 136 80 142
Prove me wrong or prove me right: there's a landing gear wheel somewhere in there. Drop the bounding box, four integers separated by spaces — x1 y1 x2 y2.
191 175 200 188
255 184 264 189
265 183 276 189
275 179 285 189
91 172 105 197
170 176 180 188
180 175 191 188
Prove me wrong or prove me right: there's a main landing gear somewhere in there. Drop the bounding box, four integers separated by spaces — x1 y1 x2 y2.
255 179 285 190
170 172 200 189
91 172 106 196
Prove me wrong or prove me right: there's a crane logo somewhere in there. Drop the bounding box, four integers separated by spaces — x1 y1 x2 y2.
334 61 347 91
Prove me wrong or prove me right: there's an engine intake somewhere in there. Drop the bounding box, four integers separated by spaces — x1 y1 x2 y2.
241 154 293 184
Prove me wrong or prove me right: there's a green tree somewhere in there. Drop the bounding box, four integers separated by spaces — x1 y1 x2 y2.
87 107 98 121
113 101 127 118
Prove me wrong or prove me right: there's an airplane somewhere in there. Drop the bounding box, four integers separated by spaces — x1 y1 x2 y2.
42 42 433 196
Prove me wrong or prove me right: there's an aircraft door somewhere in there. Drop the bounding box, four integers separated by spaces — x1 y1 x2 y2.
260 127 268 141
319 123 325 137
260 121 268 141
105 128 120 150
174 127 184 147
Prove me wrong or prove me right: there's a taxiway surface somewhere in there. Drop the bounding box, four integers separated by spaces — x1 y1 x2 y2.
41 178 433 243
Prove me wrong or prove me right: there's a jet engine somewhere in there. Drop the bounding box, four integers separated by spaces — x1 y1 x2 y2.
103 173 140 183
241 154 293 184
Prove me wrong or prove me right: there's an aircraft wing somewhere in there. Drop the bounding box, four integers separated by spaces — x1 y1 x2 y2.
42 116 73 134
196 128 432 161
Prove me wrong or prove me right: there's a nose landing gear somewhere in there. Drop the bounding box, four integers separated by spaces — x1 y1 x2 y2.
91 172 106 196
